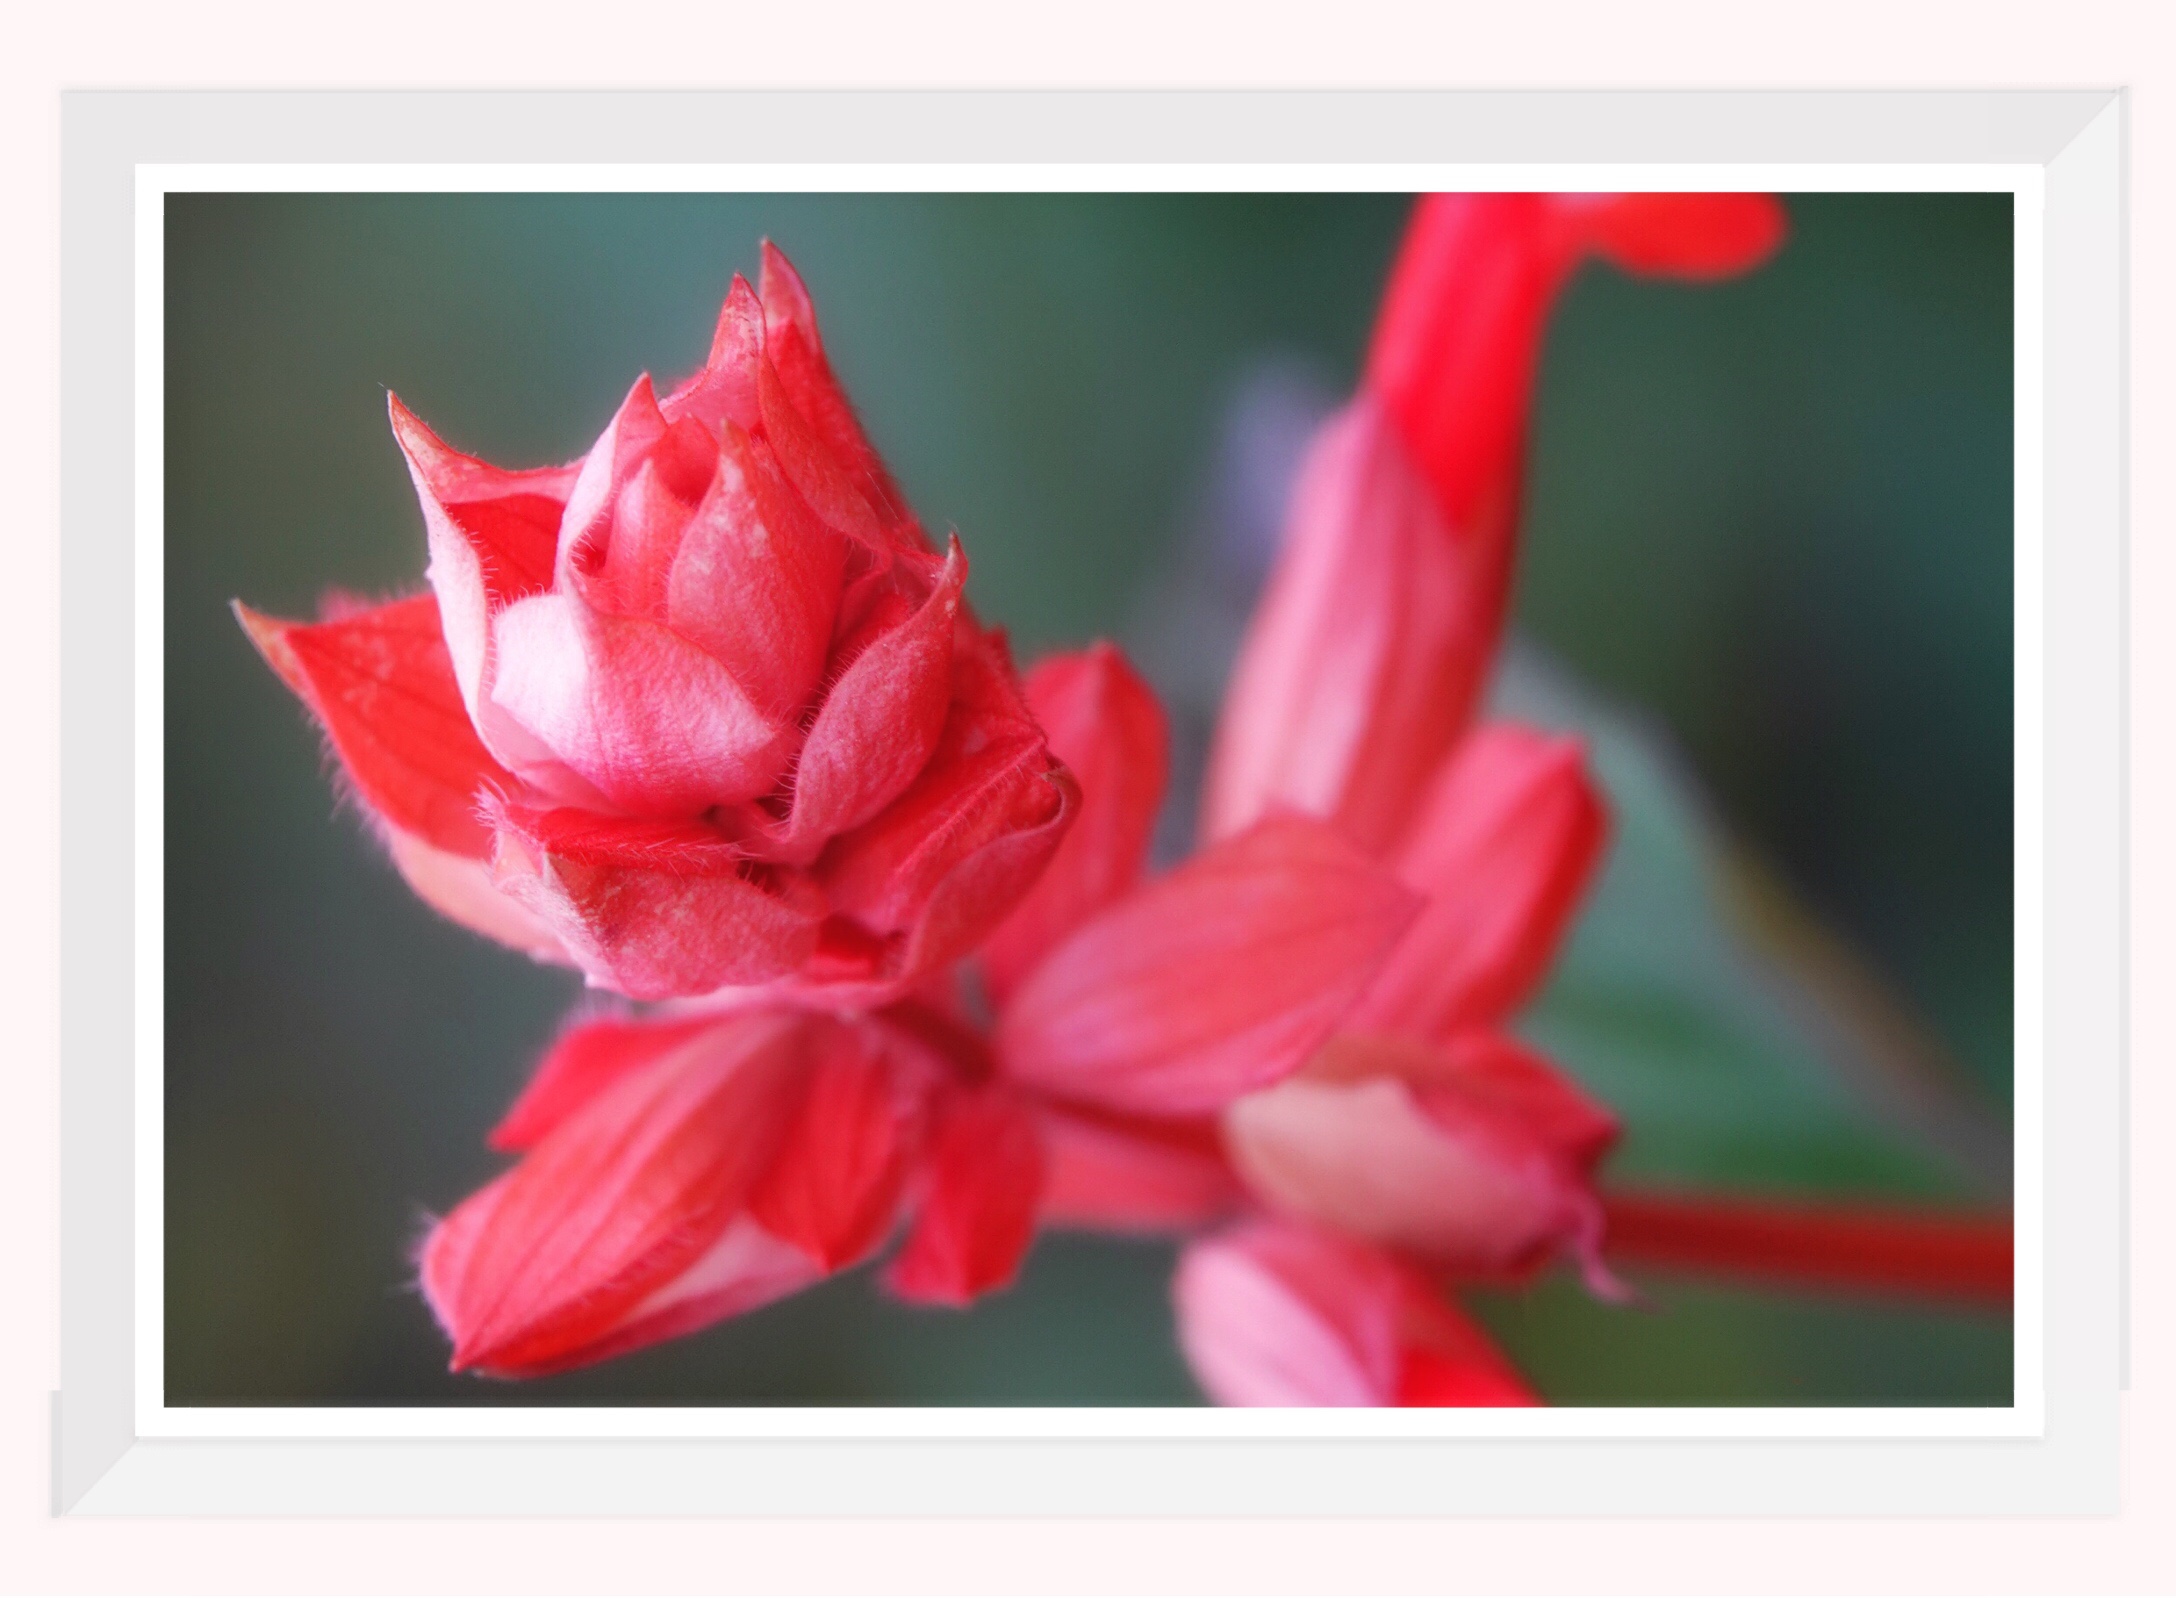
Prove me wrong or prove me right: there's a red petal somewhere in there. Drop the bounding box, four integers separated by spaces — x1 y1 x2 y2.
666 423 848 718
418 1007 812 1377
1362 193 1572 545
1569 192 1789 280
488 804 825 1000
746 1021 934 1270
1036 1103 1240 1234
995 816 1420 1116
388 394 578 754
661 274 765 436
758 240 920 543
1200 398 1485 854
884 1081 1046 1306
1349 723 1607 1040
1172 1219 1404 1406
1391 1271 1538 1406
488 1010 731 1152
801 620 1077 1000
770 538 967 856
1365 192 1783 548
235 593 512 857
981 642 1169 1005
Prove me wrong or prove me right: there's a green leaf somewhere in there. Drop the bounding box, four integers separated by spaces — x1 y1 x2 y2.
1495 642 2010 1205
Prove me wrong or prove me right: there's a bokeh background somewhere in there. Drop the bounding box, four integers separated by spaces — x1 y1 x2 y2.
166 192 2013 1405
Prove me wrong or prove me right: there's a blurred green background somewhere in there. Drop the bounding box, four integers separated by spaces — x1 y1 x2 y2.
165 192 2013 1406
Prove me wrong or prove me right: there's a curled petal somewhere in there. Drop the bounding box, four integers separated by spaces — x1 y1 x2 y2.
418 1008 814 1377
234 593 510 857
1350 723 1608 1040
489 804 825 1000
995 816 1420 1116
489 590 796 815
1201 398 1482 853
1037 1104 1241 1234
388 395 581 776
981 642 1170 1005
1224 1032 1623 1294
884 1081 1046 1306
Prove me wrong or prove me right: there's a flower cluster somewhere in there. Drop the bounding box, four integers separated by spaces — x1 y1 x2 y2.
243 195 1790 1397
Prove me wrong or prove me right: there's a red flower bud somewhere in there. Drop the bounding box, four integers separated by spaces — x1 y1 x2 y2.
241 243 1075 1002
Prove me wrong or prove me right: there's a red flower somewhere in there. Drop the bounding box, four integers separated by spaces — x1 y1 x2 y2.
418 642 1419 1372
1203 193 1787 853
1187 193 1787 1403
240 244 1075 1004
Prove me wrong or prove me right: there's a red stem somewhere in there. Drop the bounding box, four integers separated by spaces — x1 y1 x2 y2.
1600 1189 2013 1308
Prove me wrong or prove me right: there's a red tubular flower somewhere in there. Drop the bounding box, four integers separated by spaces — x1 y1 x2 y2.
1204 193 1787 851
241 243 1075 1004
1174 197 1790 1405
1172 1218 1535 1407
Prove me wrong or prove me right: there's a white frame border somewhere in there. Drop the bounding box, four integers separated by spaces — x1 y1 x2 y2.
61 89 2122 1515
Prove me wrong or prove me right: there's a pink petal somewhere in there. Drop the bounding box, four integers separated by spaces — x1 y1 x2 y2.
746 1021 934 1270
1349 723 1608 1040
1037 1103 1240 1234
386 394 579 764
995 816 1419 1116
981 642 1170 1005
1223 1032 1623 1293
1172 1220 1404 1406
488 1010 731 1152
382 826 570 964
1174 1219 1538 1407
489 589 796 815
552 374 672 594
768 538 968 857
884 1081 1046 1306
418 1007 813 1377
580 414 718 621
1200 398 1485 854
488 804 826 1000
665 423 848 717
660 274 765 436
234 593 512 858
